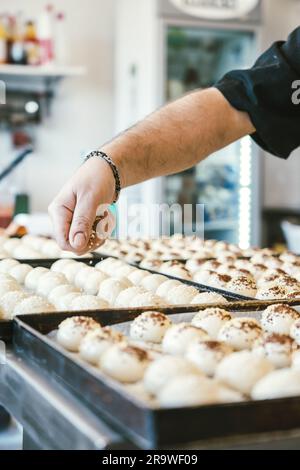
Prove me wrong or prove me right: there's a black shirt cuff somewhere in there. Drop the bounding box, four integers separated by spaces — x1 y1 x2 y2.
215 28 300 159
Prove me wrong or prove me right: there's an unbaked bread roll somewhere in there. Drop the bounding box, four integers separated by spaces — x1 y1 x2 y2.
100 343 149 383
57 316 101 351
143 355 199 394
158 374 219 407
252 368 300 400
192 308 232 340
130 311 171 343
79 327 124 365
218 317 262 350
162 322 208 356
216 350 273 394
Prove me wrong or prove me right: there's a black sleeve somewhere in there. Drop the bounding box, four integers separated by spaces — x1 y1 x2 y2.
215 27 300 159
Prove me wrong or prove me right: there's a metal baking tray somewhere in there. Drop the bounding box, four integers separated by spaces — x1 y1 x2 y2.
0 257 98 342
14 255 95 269
12 302 300 448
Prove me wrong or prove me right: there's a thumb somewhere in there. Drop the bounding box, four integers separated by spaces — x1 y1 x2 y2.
69 192 97 252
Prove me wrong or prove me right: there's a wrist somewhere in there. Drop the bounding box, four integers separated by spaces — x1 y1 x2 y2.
84 150 121 203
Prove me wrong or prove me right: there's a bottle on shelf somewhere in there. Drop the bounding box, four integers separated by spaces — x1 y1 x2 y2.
24 20 40 65
8 12 26 65
37 4 54 65
0 15 7 64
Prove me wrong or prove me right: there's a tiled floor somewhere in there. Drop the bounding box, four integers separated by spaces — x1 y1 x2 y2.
0 420 22 450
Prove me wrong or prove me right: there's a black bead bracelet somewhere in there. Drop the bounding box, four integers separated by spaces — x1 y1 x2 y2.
84 150 121 203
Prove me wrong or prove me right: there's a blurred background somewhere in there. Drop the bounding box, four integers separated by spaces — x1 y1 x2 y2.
1 0 300 251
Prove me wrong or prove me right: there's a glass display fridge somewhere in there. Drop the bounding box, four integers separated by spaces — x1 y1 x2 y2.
115 0 262 247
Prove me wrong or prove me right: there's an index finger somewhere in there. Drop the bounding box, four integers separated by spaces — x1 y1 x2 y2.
48 202 73 252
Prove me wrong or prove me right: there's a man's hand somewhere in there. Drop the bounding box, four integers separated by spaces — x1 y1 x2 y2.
48 157 115 254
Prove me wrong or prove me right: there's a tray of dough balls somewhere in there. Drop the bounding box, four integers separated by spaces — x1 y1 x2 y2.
138 250 300 302
0 234 95 264
94 235 273 263
12 301 300 448
0 253 240 342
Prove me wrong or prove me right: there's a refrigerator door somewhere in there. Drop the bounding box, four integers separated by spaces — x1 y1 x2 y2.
163 24 256 245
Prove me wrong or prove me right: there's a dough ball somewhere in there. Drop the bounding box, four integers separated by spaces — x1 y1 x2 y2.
216 350 273 395
261 304 300 335
140 274 168 293
130 311 172 343
127 269 149 286
115 264 136 279
158 374 219 407
0 290 29 319
57 316 101 351
100 343 149 383
218 317 262 350
70 295 109 311
56 292 82 311
190 292 228 306
40 239 61 258
186 339 233 376
0 273 16 283
162 322 208 356
2 239 21 255
156 279 181 298
9 263 33 284
143 355 199 394
114 287 146 308
0 258 19 273
13 296 55 316
252 368 300 400
166 284 199 305
0 279 21 298
48 284 80 306
36 272 68 297
98 278 128 305
61 262 86 283
95 258 125 275
129 292 166 308
25 267 49 291
159 262 191 280
74 266 95 288
226 276 257 297
13 246 42 259
206 273 231 290
192 308 232 340
193 269 215 285
79 327 124 365
256 286 289 300
292 350 300 370
51 259 74 273
290 319 300 346
252 332 297 368
82 270 108 295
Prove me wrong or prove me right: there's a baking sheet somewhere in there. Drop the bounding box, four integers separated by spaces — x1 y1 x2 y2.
12 302 300 448
0 256 98 342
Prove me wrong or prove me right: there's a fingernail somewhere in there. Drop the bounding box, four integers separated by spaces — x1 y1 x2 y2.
73 232 87 249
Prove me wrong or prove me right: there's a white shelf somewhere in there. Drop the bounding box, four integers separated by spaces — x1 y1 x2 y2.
0 64 86 78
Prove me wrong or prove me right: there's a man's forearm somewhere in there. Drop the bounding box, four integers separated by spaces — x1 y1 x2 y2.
102 88 255 189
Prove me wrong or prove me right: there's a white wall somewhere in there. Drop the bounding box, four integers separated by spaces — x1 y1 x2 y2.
0 0 116 212
262 0 300 209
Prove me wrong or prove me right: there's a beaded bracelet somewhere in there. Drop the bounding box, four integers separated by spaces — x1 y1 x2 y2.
84 150 121 203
